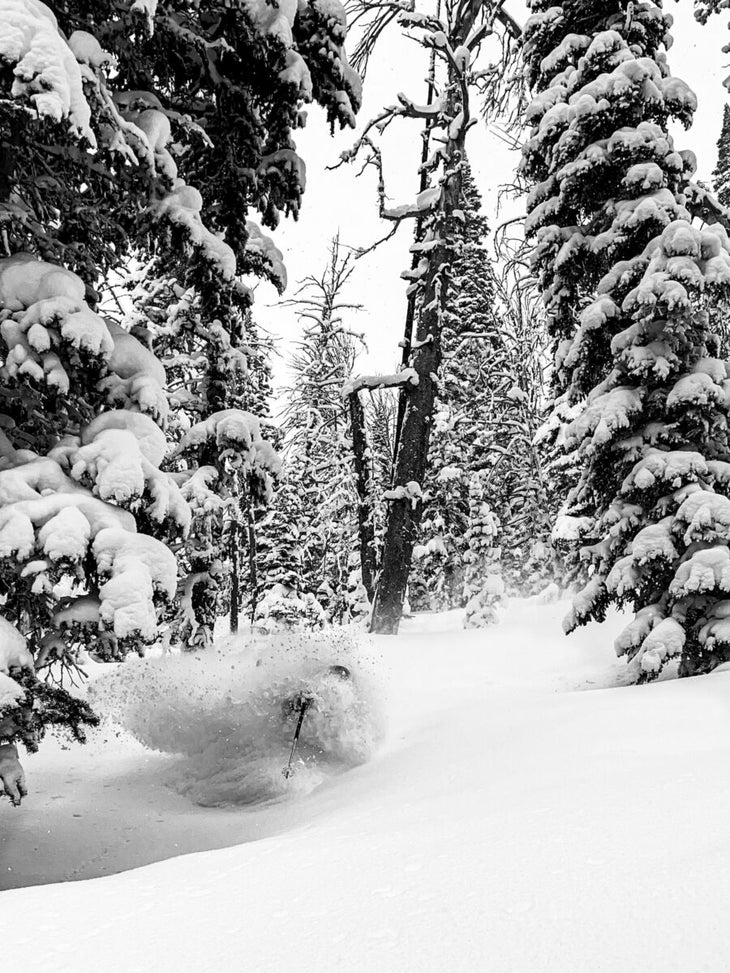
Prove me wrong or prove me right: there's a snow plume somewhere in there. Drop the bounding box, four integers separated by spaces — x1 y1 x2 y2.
90 630 385 806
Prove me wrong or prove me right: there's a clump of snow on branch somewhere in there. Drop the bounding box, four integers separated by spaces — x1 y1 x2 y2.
1 0 97 143
0 254 184 654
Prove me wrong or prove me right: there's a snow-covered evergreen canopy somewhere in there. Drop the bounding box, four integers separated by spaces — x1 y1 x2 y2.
523 0 730 678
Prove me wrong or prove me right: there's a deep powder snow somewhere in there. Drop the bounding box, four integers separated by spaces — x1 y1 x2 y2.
3 599 730 973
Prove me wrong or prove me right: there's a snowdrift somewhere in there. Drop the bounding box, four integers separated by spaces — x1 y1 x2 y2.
4 600 730 973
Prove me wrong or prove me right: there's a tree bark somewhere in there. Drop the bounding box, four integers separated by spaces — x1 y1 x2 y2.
229 521 240 634
347 389 378 601
370 32 472 635
245 500 259 625
392 44 439 467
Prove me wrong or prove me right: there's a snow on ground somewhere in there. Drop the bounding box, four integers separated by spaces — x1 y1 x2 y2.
3 597 730 972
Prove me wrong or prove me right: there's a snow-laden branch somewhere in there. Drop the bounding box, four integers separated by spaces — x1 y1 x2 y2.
342 368 419 397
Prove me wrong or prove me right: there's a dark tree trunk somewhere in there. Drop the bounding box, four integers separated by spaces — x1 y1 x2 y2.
245 501 259 624
392 51 439 467
370 52 471 635
347 389 378 601
369 321 444 633
229 521 240 634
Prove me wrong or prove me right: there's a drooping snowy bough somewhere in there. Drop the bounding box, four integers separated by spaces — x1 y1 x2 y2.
523 1 730 678
0 256 181 731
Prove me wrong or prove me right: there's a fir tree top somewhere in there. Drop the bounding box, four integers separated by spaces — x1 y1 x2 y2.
713 103 730 208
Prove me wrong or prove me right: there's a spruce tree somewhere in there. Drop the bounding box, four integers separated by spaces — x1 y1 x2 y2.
256 241 366 629
410 165 498 612
253 478 326 633
463 472 503 628
411 166 552 616
713 104 730 208
522 1 730 678
0 0 361 796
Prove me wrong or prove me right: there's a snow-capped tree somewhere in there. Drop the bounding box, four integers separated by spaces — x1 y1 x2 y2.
345 381 378 604
484 267 555 596
407 166 552 615
462 472 503 628
362 388 398 584
713 104 730 208
256 241 367 629
340 0 520 633
253 476 326 633
409 165 495 612
522 1 730 678
127 266 281 646
0 0 361 796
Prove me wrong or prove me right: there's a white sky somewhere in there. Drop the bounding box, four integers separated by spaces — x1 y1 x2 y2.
255 1 730 388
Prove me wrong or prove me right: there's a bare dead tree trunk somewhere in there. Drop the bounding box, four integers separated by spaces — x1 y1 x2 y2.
370 22 475 635
347 388 378 600
392 33 440 468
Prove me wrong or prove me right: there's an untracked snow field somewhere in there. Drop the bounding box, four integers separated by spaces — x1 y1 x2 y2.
3 598 730 972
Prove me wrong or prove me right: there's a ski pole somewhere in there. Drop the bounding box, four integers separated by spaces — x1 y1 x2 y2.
283 697 311 779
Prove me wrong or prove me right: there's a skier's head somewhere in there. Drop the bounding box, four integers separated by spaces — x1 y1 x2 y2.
327 664 351 681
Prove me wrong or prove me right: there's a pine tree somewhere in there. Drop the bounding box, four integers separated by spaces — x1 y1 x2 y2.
228 312 277 631
410 165 497 612
463 472 503 628
483 271 554 597
410 166 552 616
0 0 361 794
342 0 519 633
365 388 397 578
127 265 283 646
256 241 367 629
714 103 730 208
253 477 326 633
522 1 730 679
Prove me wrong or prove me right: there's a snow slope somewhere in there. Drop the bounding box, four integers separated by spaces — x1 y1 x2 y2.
3 599 730 972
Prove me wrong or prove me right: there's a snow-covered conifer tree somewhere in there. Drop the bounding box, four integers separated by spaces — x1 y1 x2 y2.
256 241 366 629
410 165 498 611
523 1 730 678
253 477 326 633
340 0 520 633
0 11 188 773
485 271 554 596
363 388 397 582
0 0 361 795
127 266 282 646
462 472 503 628
714 104 730 208
409 166 552 613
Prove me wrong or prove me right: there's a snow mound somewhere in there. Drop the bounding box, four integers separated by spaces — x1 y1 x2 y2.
89 629 385 807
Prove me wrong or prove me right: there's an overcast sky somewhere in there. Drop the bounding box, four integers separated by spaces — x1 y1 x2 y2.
254 1 730 390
